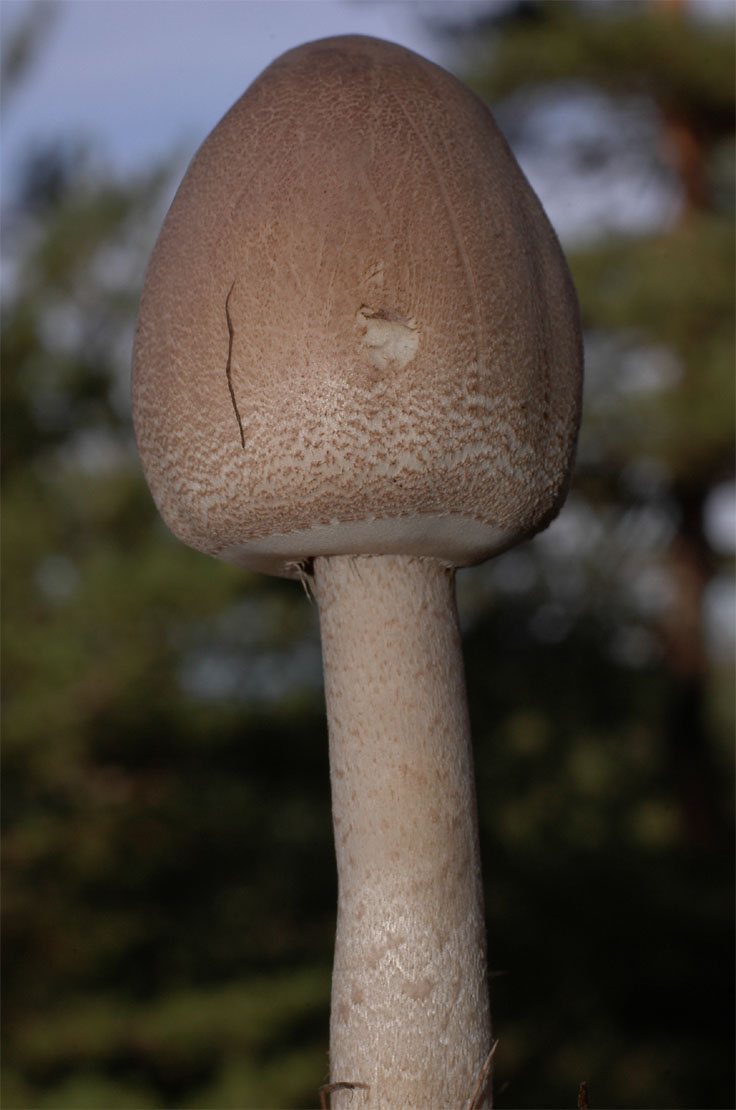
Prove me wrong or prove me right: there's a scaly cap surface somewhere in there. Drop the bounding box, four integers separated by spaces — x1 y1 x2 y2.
132 34 583 577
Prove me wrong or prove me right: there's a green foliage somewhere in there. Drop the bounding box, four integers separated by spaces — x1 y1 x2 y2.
4 972 329 1110
464 604 734 1107
0 2 58 109
465 0 735 134
2 122 333 1108
2 3 733 1108
569 214 735 481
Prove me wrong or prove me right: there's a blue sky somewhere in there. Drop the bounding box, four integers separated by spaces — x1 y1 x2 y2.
2 2 458 177
3 0 732 241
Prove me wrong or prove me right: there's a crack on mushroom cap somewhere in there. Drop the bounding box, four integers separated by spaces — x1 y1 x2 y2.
224 280 245 448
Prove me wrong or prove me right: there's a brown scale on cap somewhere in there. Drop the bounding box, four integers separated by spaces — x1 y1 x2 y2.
132 34 582 578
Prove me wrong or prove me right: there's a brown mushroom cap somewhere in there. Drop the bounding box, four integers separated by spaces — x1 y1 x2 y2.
132 34 583 578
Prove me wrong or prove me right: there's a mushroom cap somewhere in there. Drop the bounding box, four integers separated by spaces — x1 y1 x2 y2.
132 34 583 578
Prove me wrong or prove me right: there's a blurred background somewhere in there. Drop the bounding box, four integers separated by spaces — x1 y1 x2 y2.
2 1 734 1108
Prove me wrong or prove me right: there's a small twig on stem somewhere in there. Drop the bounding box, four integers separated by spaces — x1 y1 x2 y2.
467 1039 498 1109
319 1081 370 1109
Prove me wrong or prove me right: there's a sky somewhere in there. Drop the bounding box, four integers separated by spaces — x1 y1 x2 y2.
2 0 732 241
2 2 461 179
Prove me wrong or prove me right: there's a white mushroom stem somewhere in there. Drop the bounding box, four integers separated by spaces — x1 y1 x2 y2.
313 554 492 1110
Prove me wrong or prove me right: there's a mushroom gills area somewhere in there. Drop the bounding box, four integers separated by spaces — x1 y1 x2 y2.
314 554 492 1109
218 514 516 578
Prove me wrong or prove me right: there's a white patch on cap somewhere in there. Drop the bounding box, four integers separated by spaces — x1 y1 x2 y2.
357 305 419 371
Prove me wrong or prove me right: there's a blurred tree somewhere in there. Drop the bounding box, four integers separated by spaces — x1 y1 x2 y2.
0 1 57 111
445 1 735 1106
2 9 333 1110
477 0 735 844
1 129 335 1106
2 2 733 1110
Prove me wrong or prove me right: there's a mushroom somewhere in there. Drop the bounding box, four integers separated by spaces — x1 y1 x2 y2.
132 34 582 1110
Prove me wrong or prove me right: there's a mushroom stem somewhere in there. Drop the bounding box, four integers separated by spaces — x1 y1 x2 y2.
313 554 492 1109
